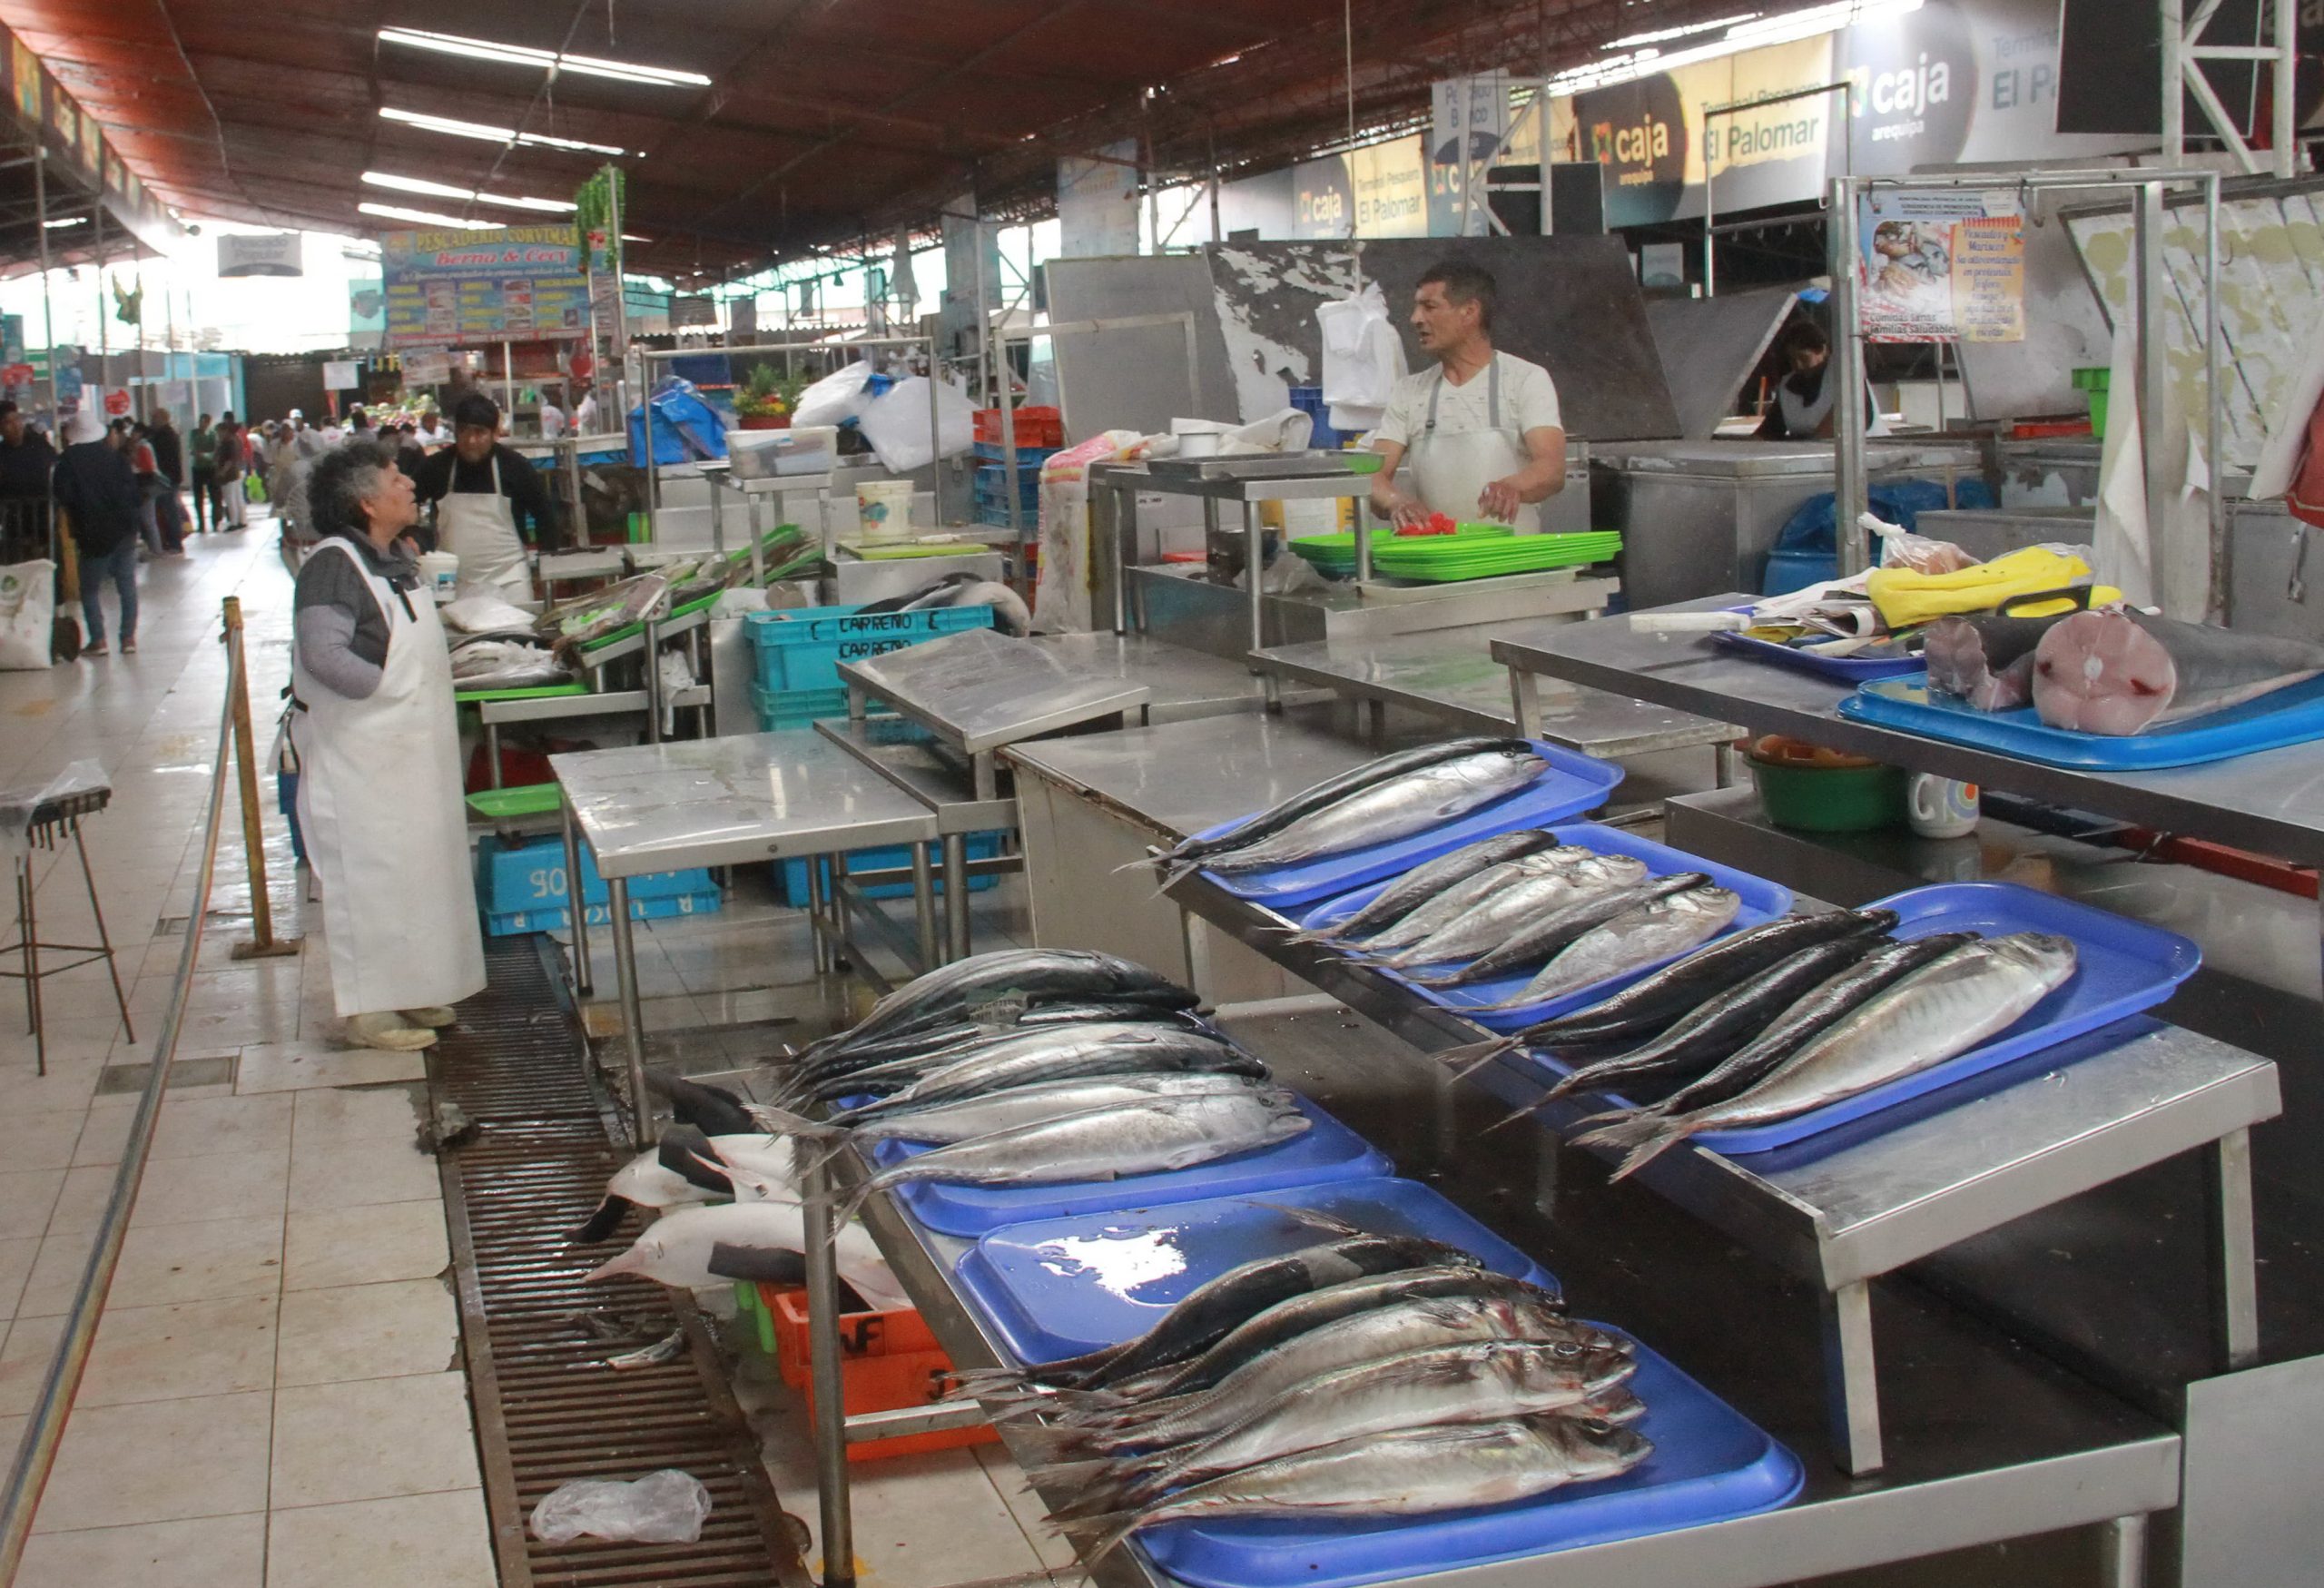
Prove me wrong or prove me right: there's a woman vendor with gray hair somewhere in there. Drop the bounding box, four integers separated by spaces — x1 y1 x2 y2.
286 442 486 1051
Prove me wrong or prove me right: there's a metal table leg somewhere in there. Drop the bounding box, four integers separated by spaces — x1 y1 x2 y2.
20 852 42 1076
486 723 503 789
911 843 938 972
71 820 133 1045
607 876 651 1150
2211 1126 2260 1370
940 833 970 963
746 495 764 587
561 801 592 996
2099 1514 2149 1588
804 855 833 975
1508 668 1543 739
1364 697 1388 748
1821 1280 1884 1475
802 1152 856 1588
709 473 727 556
1714 741 1739 789
1243 499 1265 660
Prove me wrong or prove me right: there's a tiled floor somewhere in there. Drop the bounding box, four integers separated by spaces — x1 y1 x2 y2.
3 517 1082 1586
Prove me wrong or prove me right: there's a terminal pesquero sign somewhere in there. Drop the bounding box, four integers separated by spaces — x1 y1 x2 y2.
380 223 590 350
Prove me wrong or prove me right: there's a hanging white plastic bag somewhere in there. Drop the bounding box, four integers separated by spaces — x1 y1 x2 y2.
790 360 875 431
1316 285 1406 421
0 559 55 671
857 375 977 474
530 1470 713 1544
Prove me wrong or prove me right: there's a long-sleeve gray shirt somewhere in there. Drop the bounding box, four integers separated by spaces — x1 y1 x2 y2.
293 534 420 701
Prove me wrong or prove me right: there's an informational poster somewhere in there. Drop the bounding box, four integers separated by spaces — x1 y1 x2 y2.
219 232 303 278
381 224 589 350
1058 140 1141 258
401 349 453 387
322 360 360 391
1858 190 2024 342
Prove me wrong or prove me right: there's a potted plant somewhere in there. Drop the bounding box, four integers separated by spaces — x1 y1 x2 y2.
737 364 790 429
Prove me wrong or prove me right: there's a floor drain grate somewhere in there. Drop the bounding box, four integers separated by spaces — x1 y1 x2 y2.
431 935 809 1588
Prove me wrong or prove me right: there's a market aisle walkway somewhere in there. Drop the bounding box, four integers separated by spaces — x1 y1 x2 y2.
0 524 496 1586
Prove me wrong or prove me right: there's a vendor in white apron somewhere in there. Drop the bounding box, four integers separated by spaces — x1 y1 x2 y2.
414 392 564 606
287 442 487 1051
1369 261 1567 533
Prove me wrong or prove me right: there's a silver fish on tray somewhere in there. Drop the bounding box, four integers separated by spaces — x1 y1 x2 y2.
1344 847 1602 955
1479 884 1741 1010
1197 746 1548 877
1368 855 1650 970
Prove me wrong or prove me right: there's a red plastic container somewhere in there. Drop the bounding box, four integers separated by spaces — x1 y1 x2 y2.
761 1286 998 1462
974 405 1063 448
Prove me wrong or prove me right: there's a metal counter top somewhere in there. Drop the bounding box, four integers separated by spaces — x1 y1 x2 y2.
1591 439 1981 477
1167 867 2274 1477
1028 629 1295 723
1252 621 1737 755
1493 596 2324 871
551 730 937 878
1000 711 1384 842
839 627 1150 761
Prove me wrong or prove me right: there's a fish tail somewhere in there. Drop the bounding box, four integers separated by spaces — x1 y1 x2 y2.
1006 1420 1104 1465
1566 1110 1668 1152
1479 1098 1547 1137
1242 1201 1366 1239
938 1367 1037 1400
1048 1507 1151 1561
829 1177 882 1230
1440 1036 1519 1080
744 1102 843 1139
1609 1120 1698 1182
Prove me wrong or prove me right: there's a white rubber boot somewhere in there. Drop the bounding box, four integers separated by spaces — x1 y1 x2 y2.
399 1006 458 1029
346 1011 438 1051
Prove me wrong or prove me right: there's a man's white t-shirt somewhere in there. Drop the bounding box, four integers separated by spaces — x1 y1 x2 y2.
539 403 567 439
1375 351 1562 449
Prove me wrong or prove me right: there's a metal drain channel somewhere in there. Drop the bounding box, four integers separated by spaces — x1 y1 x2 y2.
431 936 808 1588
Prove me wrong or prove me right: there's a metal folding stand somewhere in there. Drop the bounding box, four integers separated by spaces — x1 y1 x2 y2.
1 782 134 1077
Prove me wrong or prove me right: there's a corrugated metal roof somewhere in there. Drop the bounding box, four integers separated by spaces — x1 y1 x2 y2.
0 0 1745 277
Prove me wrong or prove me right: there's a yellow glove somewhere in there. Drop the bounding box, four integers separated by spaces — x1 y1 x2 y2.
1867 547 2121 628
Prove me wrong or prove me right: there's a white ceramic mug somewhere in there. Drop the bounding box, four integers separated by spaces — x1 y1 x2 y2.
1906 773 1979 839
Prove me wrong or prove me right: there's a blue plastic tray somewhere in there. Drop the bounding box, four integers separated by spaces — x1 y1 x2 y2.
1137 1336 1802 1588
1713 608 1925 682
1840 672 2324 770
1193 741 1622 911
866 1096 1391 1238
1512 881 2200 1154
1300 824 1794 1032
954 1178 1559 1366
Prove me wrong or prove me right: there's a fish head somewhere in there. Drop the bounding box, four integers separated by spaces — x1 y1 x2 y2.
1675 885 1739 916
1549 1416 1655 1475
1991 932 2079 979
1578 1386 1649 1426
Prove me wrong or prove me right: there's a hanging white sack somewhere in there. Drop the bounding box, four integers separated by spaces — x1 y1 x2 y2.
857 374 976 474
789 360 874 431
1316 284 1406 436
0 559 55 671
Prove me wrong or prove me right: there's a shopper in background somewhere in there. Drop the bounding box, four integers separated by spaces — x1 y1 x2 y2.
537 385 567 440
347 404 372 440
572 382 599 435
54 409 142 656
0 400 57 567
148 407 190 549
411 392 563 602
189 412 218 534
270 412 327 566
288 440 486 1050
213 410 247 529
392 420 426 481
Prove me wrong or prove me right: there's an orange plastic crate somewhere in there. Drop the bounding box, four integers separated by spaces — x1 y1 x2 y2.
760 1286 998 1462
974 405 1063 448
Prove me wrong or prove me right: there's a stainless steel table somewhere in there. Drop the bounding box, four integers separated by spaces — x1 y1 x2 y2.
1029 629 1298 724
839 627 1153 802
1251 620 1738 766
1492 595 2324 871
550 732 940 1145
701 459 834 578
830 1001 2184 1588
1163 870 2279 1479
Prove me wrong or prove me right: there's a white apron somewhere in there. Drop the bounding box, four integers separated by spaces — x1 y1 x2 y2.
437 455 534 603
291 538 487 1020
1408 353 1540 532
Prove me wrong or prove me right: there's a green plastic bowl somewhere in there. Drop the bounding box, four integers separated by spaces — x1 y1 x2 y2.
1748 755 1907 833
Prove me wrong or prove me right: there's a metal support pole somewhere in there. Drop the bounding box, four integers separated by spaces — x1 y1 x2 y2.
1353 495 1373 583
2099 1514 2150 1588
560 799 592 995
642 615 665 745
1702 103 1717 297
2272 0 2298 177
1821 1281 1884 1475
607 875 650 1149
911 842 938 971
2162 0 2187 166
2203 174 2226 621
803 1151 856 1588
1829 179 1869 575
745 491 764 587
2211 1127 2261 1370
222 599 299 961
1243 498 1265 659
805 853 834 975
34 147 55 558
708 468 725 557
2133 182 2176 612
941 833 970 963
563 437 584 548
924 333 942 527
1110 483 1133 636
70 819 134 1048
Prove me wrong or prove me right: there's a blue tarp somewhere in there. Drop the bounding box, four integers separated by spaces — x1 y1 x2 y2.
626 377 730 467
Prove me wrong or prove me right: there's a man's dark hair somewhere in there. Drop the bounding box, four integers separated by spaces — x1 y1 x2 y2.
0 401 20 420
1779 319 1829 359
1418 260 1498 331
452 392 501 432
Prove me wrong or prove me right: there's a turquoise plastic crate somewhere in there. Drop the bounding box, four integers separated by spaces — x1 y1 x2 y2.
774 831 1006 905
477 833 713 920
750 682 852 731
485 888 723 937
743 602 996 695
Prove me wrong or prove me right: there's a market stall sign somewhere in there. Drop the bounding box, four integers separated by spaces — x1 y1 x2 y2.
381 224 589 350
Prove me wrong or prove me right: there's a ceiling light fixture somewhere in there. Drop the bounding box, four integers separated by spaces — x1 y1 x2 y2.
357 201 499 230
361 171 576 212
43 216 84 228
378 27 709 86
378 106 629 158
1604 13 1761 49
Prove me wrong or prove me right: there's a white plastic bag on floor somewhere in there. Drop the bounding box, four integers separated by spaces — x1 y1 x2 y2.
530 1470 713 1544
0 559 55 670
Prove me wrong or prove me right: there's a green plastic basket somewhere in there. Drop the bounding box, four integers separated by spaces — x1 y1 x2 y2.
465 784 564 822
1368 531 1623 583
455 682 589 706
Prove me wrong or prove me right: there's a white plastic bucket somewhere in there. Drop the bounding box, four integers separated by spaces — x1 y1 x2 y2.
855 478 914 542
417 550 459 602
